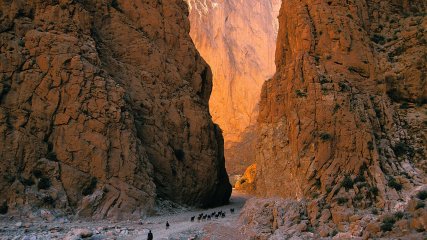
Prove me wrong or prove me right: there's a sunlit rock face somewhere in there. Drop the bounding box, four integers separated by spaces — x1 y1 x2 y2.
239 0 427 238
186 0 281 175
0 0 230 220
256 0 426 205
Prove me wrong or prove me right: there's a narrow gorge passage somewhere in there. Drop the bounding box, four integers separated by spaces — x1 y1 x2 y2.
186 0 281 179
0 0 426 239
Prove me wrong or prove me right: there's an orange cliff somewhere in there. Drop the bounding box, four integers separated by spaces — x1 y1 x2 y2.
186 0 281 174
239 0 426 238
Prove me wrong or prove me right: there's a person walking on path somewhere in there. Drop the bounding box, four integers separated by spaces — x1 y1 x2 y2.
166 221 170 230
147 230 153 240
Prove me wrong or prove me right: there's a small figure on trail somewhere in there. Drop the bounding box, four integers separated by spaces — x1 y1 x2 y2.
166 221 170 229
230 208 235 213
207 215 211 220
221 212 226 218
147 230 153 240
190 216 195 222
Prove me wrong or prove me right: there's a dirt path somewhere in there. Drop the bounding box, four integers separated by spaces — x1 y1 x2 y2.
134 191 250 239
0 190 251 240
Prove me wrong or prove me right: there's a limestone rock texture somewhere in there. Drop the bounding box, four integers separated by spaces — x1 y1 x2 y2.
0 0 231 220
234 163 256 194
248 0 426 238
186 0 281 175
257 0 426 203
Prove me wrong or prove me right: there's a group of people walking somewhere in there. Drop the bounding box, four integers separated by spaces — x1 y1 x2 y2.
147 208 235 239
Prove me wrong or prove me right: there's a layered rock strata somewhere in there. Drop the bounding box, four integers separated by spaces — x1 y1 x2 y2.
0 0 230 220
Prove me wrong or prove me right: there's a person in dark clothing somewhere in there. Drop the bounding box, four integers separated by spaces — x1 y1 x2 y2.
166 221 170 229
147 230 153 240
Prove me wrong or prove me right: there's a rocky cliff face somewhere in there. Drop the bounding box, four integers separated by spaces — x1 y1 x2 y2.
249 0 426 238
0 0 231 220
186 0 281 175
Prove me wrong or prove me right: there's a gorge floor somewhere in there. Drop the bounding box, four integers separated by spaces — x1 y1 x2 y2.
0 191 250 240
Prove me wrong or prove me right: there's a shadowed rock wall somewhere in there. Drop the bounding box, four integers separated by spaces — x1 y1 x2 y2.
0 0 231 220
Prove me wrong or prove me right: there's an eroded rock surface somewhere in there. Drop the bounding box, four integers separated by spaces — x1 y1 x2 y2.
186 0 281 175
257 0 426 203
234 164 256 194
240 191 427 239
249 0 426 238
0 0 230 220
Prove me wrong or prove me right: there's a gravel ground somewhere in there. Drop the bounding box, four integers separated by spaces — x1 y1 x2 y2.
0 191 250 240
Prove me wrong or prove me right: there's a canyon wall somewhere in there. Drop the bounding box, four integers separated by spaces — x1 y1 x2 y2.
0 0 230 220
240 0 427 239
186 0 281 175
257 0 426 202
248 0 426 237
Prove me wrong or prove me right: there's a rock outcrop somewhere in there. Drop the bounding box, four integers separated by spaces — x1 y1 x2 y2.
234 163 256 194
240 190 427 239
0 0 230 220
247 0 426 238
186 0 281 175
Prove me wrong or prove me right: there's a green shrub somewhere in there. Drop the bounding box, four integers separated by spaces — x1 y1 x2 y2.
46 152 57 161
174 149 185 161
381 222 394 232
295 89 307 97
371 34 386 44
337 197 348 205
388 177 402 191
354 194 363 201
18 39 25 47
320 76 329 84
354 174 366 183
32 169 43 178
38 177 51 190
416 190 427 200
330 230 338 237
415 201 425 210
394 211 405 219
333 104 340 113
381 215 396 232
314 55 320 62
393 142 414 157
342 175 354 190
367 141 374 151
370 186 379 196
338 82 351 92
82 177 98 196
20 177 35 186
400 102 410 109
348 66 358 72
42 196 55 206
315 179 321 189
0 202 8 214
320 132 332 141
111 0 119 8
372 208 378 215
